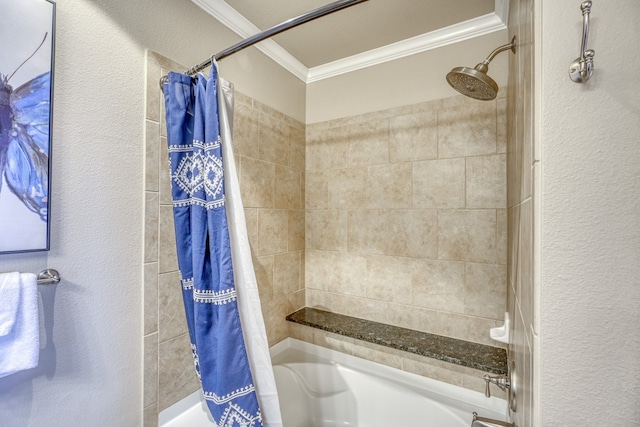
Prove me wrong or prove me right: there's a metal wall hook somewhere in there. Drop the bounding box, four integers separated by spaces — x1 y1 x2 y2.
569 1 595 83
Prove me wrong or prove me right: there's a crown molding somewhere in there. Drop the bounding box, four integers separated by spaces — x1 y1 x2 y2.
495 0 510 26
190 0 308 81
307 13 506 83
192 0 508 83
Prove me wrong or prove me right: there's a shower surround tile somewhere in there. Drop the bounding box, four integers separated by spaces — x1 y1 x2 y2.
144 192 159 264
145 120 160 192
389 111 438 162
306 126 348 171
347 120 389 167
306 90 507 351
274 251 302 296
158 271 187 342
287 209 305 251
233 102 260 158
306 210 347 251
365 163 412 209
259 112 289 165
144 263 158 335
158 205 178 273
413 158 465 208
327 167 367 210
305 170 329 209
258 210 290 256
254 255 274 303
275 165 302 210
365 255 413 305
386 209 438 258
158 333 200 411
411 259 466 313
464 263 507 320
143 404 159 427
289 126 306 170
466 154 507 208
506 1 536 423
239 157 275 208
347 210 387 254
437 101 498 158
144 333 158 408
438 209 497 263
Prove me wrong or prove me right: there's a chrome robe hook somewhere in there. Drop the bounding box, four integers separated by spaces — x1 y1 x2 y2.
569 1 595 83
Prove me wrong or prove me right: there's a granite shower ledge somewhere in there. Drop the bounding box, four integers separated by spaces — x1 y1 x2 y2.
286 307 507 376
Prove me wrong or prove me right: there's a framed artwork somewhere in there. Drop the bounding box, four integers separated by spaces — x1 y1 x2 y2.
0 0 55 254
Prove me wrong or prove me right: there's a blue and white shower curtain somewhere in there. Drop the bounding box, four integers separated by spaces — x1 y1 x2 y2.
163 64 282 427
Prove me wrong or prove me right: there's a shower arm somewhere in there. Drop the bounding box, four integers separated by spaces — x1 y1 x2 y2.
474 36 516 73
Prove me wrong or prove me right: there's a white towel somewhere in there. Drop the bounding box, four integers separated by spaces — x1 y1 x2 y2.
0 273 21 336
0 272 39 378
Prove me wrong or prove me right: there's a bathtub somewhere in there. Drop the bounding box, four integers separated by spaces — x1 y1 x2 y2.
159 338 509 427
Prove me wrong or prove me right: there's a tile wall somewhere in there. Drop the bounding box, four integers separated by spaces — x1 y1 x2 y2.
304 92 508 350
143 51 305 426
507 0 536 426
144 48 511 422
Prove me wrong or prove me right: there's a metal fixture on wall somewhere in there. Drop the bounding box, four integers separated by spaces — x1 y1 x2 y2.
569 1 595 83
37 269 60 285
445 36 516 101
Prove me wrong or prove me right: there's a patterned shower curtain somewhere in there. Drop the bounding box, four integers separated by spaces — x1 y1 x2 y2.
163 65 281 426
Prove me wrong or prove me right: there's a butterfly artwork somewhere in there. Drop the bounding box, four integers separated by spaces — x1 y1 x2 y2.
0 0 55 254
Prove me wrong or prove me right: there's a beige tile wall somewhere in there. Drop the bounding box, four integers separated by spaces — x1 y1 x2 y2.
143 52 305 426
305 93 508 349
507 0 536 425
144 50 510 422
235 90 307 347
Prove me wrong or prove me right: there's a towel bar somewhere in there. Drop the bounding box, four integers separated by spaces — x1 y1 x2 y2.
36 269 60 285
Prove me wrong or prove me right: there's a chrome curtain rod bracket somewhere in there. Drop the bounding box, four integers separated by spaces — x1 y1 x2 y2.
37 269 61 285
569 1 595 83
159 0 370 90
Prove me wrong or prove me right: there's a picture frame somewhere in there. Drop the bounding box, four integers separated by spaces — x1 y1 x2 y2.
0 0 55 254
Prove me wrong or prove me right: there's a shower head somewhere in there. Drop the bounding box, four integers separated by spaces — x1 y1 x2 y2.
446 36 516 100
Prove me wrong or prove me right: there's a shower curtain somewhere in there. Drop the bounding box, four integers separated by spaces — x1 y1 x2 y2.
163 64 282 427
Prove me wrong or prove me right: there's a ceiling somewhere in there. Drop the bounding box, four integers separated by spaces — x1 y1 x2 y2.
191 0 508 83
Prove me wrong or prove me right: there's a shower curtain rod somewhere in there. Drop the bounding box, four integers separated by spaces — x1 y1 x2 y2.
160 0 369 86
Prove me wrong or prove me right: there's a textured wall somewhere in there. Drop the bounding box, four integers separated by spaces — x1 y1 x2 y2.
305 92 508 349
0 0 144 425
143 52 306 426
537 1 640 425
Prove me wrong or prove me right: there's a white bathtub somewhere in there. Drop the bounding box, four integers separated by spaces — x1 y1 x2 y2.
160 338 509 427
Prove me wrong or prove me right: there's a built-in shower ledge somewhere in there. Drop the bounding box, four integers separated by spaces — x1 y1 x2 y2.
286 307 507 375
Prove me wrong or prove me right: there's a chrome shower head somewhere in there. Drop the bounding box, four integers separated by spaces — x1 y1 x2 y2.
446 36 516 101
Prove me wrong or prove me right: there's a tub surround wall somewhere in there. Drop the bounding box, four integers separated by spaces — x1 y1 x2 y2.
305 92 508 350
144 52 305 426
506 1 535 426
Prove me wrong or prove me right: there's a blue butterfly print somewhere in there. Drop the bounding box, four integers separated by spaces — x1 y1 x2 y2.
0 58 51 222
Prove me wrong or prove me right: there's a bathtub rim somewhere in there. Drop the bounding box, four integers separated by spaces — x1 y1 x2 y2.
159 337 509 426
271 338 508 417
